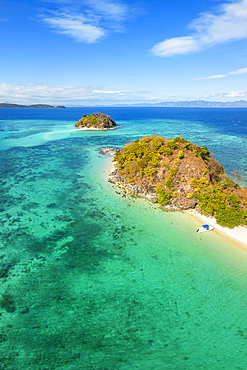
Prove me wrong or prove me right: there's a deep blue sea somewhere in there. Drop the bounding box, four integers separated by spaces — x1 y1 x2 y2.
0 107 247 369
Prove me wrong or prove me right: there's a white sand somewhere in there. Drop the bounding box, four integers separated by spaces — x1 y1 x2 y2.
109 161 117 174
44 127 116 140
44 129 79 139
76 127 116 131
186 209 247 249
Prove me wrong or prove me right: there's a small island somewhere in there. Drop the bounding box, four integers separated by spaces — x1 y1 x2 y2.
109 135 247 229
75 112 117 130
0 103 65 108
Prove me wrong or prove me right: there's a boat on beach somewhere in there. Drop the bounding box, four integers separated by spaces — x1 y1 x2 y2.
197 224 214 233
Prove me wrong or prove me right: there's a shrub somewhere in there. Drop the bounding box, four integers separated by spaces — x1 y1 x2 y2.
136 158 146 170
173 137 187 143
144 168 157 176
156 184 170 205
159 145 172 156
149 136 164 151
199 146 210 161
167 140 179 149
220 178 235 189
170 167 178 177
184 142 192 150
193 149 198 157
165 176 173 189
178 150 184 159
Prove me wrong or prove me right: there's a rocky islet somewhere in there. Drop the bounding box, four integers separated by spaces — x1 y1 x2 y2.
75 112 117 130
108 135 247 228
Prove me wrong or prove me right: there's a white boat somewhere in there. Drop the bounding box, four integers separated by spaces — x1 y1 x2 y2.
196 224 214 233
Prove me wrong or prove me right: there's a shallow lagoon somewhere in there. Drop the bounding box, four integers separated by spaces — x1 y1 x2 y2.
0 107 247 369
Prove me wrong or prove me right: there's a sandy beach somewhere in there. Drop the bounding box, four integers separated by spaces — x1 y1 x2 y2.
76 126 117 131
186 209 247 249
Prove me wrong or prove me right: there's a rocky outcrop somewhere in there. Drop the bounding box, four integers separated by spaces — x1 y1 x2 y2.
101 148 117 155
109 166 198 211
75 112 117 130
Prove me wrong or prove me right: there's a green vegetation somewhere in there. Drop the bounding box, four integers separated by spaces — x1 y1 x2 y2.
167 139 179 149
192 146 210 161
75 114 98 127
113 136 170 175
173 136 187 143
165 176 173 189
184 142 192 150
170 167 178 177
156 183 170 205
75 112 117 129
190 176 247 228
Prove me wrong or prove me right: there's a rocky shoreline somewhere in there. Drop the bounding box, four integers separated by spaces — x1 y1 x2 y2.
103 147 187 211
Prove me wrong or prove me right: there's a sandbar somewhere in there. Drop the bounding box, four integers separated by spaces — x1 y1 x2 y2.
44 127 116 140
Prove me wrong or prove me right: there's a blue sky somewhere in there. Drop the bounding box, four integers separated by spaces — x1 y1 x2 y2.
1 0 247 105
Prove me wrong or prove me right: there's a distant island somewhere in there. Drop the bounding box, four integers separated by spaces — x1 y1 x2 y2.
75 112 117 130
108 135 247 229
0 103 65 108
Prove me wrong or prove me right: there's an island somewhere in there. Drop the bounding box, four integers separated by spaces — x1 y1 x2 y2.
0 103 65 108
75 112 117 130
108 135 247 230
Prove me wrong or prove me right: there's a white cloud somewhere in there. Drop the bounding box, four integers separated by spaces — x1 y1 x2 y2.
41 12 105 43
0 83 151 104
195 67 247 80
220 91 247 98
151 36 200 57
205 90 247 98
39 0 132 42
229 67 247 75
195 74 227 80
93 89 122 94
87 0 128 23
151 0 247 57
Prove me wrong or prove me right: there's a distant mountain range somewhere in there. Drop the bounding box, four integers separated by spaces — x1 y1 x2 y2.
112 100 247 108
0 103 65 108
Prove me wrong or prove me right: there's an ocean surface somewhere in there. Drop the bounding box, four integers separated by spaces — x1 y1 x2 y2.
0 107 247 369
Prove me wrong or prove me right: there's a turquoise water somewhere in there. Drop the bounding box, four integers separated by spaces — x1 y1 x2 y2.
1 108 247 369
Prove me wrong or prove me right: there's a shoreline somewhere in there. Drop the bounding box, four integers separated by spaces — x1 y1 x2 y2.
76 126 117 131
105 152 247 250
186 209 247 249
